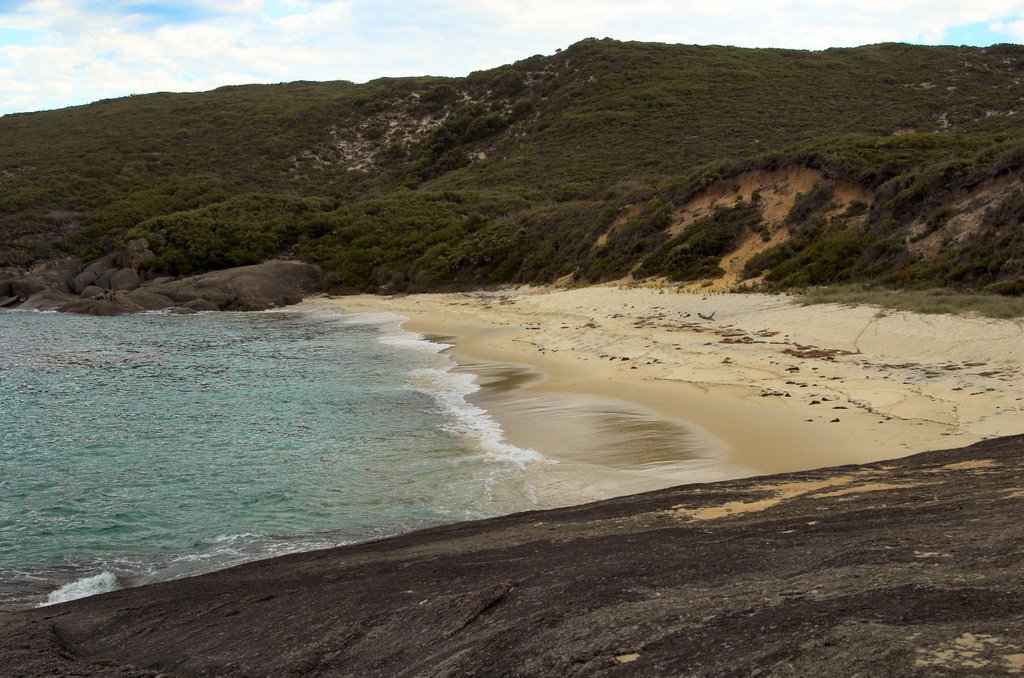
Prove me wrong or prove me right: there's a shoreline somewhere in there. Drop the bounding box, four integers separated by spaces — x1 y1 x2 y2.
449 355 741 507
317 286 1023 502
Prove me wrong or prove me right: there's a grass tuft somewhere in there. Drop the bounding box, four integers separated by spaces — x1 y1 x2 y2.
795 286 1024 319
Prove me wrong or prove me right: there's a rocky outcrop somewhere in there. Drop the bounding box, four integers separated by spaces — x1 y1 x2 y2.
17 290 74 311
1 260 323 315
122 238 156 270
94 268 117 290
1 435 1021 677
121 289 176 311
56 297 146 317
2 258 81 301
140 261 323 311
83 255 117 274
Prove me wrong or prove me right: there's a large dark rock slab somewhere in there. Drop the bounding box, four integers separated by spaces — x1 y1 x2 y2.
10 259 82 297
17 290 74 311
121 289 176 311
144 260 323 311
47 260 81 292
56 298 144 316
82 254 118 276
1 435 1021 677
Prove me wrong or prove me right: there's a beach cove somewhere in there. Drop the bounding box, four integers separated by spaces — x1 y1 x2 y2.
326 286 1024 502
4 289 1022 676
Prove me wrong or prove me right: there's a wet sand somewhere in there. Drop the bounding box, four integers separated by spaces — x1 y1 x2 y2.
453 357 740 507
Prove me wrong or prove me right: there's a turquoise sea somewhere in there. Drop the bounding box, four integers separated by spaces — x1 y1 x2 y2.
0 305 543 608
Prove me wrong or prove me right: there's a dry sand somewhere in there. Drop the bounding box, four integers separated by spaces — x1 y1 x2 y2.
306 286 1023 507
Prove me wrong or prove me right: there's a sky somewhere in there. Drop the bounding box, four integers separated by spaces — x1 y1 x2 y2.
0 0 1022 115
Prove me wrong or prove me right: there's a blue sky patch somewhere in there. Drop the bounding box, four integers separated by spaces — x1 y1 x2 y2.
942 20 1018 47
118 2 221 26
0 26 44 47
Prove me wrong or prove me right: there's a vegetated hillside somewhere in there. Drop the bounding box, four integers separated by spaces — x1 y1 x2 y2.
1 39 1023 294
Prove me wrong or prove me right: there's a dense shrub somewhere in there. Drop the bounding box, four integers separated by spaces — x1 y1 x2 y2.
131 194 328 275
640 202 762 281
786 184 834 225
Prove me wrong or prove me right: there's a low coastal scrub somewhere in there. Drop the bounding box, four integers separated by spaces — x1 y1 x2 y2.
795 286 1024 319
2 39 1023 295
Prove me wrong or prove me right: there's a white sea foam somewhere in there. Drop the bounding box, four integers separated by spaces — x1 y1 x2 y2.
373 321 547 467
335 311 407 328
313 309 448 355
407 367 547 467
378 331 452 355
39 571 119 606
211 532 260 543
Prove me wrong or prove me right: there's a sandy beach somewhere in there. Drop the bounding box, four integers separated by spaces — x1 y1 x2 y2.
310 286 1023 507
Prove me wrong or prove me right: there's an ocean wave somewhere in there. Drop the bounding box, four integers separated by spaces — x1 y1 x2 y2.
378 331 452 355
39 571 119 606
407 367 547 468
374 323 547 467
167 532 346 567
31 534 352 607
323 308 408 329
335 311 406 327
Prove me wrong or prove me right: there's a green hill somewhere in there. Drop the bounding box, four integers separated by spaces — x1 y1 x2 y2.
2 39 1022 294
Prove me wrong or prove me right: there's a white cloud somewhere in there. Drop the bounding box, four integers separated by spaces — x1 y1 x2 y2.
448 0 1024 48
991 17 1024 40
0 0 1022 114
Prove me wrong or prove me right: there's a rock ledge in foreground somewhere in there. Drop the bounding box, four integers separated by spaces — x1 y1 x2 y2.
1 435 1021 676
